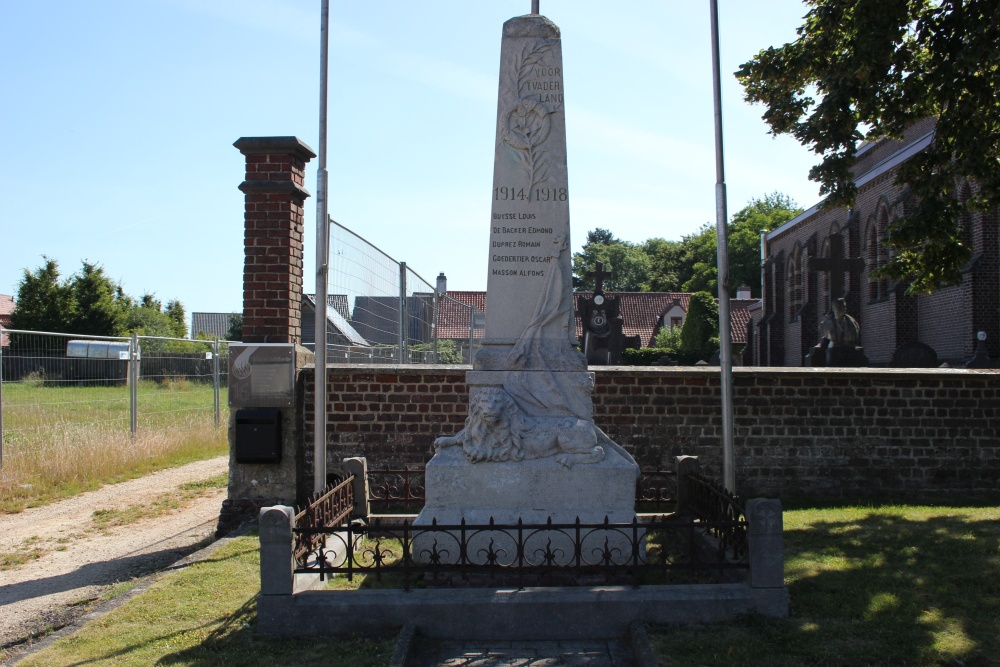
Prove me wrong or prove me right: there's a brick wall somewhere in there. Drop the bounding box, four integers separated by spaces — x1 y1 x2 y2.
301 365 1000 500
234 136 316 344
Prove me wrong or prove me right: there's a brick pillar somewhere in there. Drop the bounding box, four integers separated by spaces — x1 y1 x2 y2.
234 137 317 344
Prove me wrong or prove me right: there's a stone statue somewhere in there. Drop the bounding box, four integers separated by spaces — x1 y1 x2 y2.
806 297 868 367
818 298 860 347
433 387 636 469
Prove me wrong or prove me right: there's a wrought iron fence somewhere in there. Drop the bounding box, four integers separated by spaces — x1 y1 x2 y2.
293 476 356 564
293 514 748 590
685 472 748 561
320 219 482 365
367 466 426 513
0 328 230 467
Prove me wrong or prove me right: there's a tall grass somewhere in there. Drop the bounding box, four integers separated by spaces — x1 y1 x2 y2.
1 382 228 513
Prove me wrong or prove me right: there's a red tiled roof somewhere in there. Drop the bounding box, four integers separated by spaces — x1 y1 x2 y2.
573 292 690 346
0 294 14 327
437 291 487 339
436 290 759 346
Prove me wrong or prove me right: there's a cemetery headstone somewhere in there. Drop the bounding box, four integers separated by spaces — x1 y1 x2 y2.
577 262 641 365
891 341 938 368
414 12 640 559
965 331 997 368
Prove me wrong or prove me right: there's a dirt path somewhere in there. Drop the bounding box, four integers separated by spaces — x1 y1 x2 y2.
0 456 229 654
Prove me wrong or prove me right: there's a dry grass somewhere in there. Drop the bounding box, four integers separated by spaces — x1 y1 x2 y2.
0 416 227 514
1 381 228 513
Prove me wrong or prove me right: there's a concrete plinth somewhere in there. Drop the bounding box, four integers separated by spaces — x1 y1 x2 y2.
414 446 640 565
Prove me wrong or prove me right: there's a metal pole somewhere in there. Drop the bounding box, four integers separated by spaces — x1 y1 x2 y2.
399 262 408 363
129 333 139 437
432 289 439 363
314 0 331 494
710 0 736 493
531 0 539 14
0 328 5 468
468 305 475 365
212 337 220 427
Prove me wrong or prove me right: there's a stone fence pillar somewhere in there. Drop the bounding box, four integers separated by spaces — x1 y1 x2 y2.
259 505 296 597
342 457 369 520
234 136 316 344
745 498 788 617
216 137 316 538
674 455 700 515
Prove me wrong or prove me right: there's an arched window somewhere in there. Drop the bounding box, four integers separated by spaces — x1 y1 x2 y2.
875 204 890 299
819 237 831 313
865 219 880 301
788 244 803 320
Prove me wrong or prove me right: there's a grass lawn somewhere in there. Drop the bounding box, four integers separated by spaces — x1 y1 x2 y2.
12 535 394 667
13 503 1000 666
650 503 1000 666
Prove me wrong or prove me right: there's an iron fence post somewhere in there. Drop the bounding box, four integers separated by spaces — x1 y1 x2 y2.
213 337 220 427
432 287 439 363
129 333 139 437
468 304 475 364
399 262 408 363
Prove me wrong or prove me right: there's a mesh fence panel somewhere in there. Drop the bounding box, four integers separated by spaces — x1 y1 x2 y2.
135 337 228 428
325 219 483 364
0 329 228 469
0 331 132 440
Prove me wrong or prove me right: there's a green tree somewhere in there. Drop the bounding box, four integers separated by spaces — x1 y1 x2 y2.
679 194 801 296
644 238 687 292
225 313 243 342
572 234 652 292
652 324 683 355
737 0 1000 292
9 257 75 333
679 291 719 363
68 261 128 336
164 300 187 338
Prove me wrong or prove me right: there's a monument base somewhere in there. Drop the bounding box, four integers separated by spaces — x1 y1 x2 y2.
805 344 869 367
413 446 641 565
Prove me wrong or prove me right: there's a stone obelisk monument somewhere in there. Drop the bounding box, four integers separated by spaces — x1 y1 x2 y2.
415 11 639 539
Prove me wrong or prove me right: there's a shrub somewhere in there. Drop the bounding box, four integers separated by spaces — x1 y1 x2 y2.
622 348 675 366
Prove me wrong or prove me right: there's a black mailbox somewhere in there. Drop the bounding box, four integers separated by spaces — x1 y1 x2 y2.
234 408 282 463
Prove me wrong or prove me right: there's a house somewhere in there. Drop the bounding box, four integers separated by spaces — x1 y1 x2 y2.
190 312 238 340
301 294 370 359
0 294 13 346
750 118 1000 367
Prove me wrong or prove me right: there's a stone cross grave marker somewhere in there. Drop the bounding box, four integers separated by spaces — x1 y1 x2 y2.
807 232 865 302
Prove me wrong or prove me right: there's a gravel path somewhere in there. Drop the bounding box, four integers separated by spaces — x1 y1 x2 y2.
0 456 229 654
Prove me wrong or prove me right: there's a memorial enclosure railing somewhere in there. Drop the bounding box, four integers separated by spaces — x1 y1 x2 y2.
284 456 750 590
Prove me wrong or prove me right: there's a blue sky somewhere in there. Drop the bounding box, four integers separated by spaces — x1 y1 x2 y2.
1 1 822 323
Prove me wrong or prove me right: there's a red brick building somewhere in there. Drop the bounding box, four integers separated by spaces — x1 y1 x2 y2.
751 119 1000 367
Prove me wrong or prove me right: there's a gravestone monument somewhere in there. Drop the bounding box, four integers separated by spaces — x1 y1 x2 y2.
806 234 869 367
414 11 639 554
577 262 641 365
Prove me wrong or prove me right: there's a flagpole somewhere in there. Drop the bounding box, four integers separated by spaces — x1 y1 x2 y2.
314 0 330 493
710 0 736 493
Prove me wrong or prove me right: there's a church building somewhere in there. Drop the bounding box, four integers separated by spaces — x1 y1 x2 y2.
749 118 1000 367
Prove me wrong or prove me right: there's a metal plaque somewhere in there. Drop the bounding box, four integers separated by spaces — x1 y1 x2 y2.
228 343 295 408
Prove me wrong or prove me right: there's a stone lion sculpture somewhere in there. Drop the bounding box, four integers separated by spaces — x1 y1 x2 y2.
434 387 634 470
